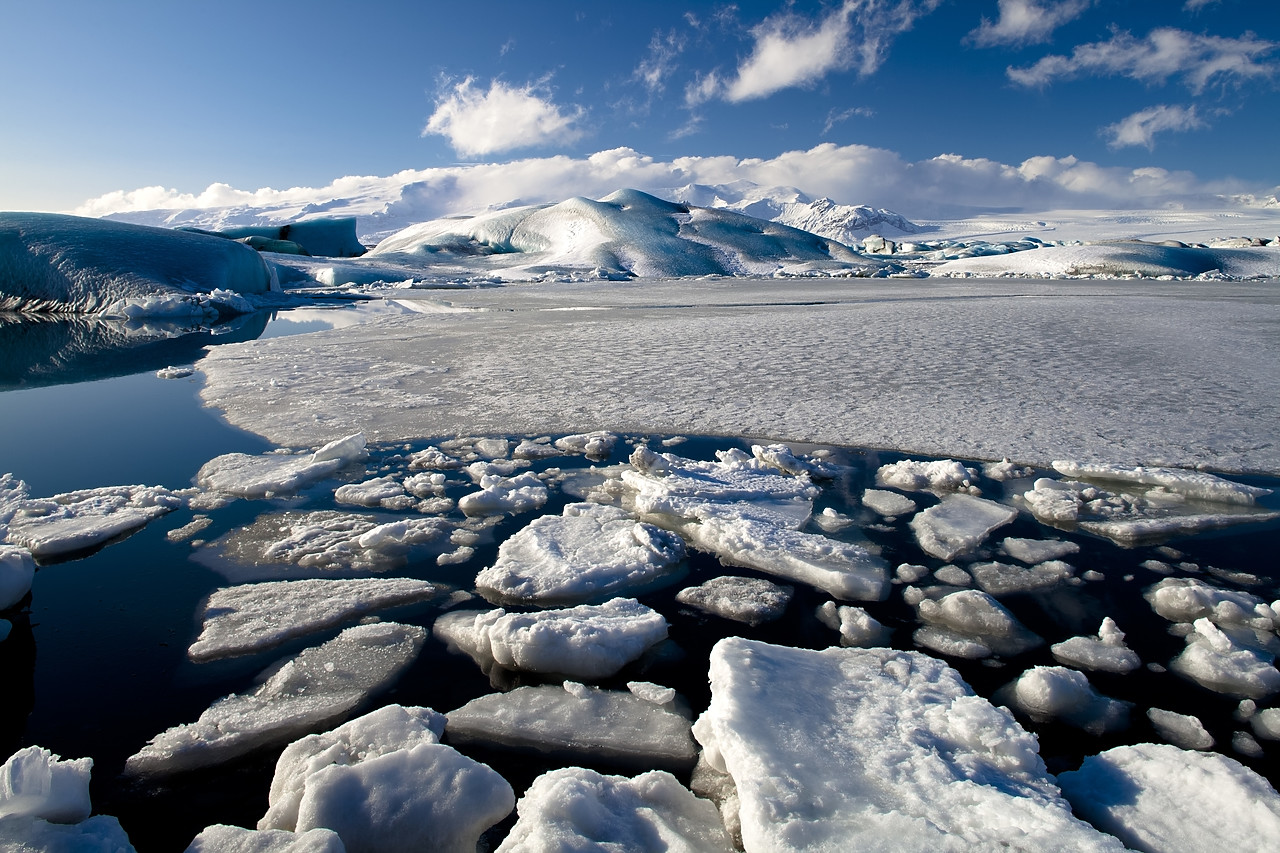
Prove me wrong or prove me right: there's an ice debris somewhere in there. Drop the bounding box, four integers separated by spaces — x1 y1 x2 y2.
189 578 440 661
912 589 1042 659
198 434 368 499
333 477 414 510
969 559 1075 596
860 488 917 517
996 666 1131 735
1169 617 1280 699
1000 536 1080 564
0 746 93 824
675 576 793 626
816 601 888 647
457 472 547 517
0 814 136 852
875 458 980 493
126 623 425 775
1051 618 1142 673
474 503 685 605
909 494 1017 561
553 431 618 460
433 598 668 680
1146 708 1214 750
1058 743 1280 853
5 485 187 558
1144 577 1276 630
1051 461 1272 506
496 768 733 853
692 638 1122 851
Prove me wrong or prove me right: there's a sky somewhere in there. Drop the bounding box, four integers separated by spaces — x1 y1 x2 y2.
3 0 1278 218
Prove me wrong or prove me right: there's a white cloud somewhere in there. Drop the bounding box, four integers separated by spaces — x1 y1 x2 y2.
1008 27 1279 94
75 143 1262 225
422 77 585 158
695 0 940 103
823 106 875 134
968 0 1095 48
1104 104 1207 149
634 29 686 94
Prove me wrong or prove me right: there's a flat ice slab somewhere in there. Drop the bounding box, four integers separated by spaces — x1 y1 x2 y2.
675 576 793 626
126 622 425 775
1058 743 1280 853
1051 461 1272 505
433 598 668 680
496 768 734 853
474 503 685 605
189 578 440 661
197 434 367 499
691 638 1122 851
909 494 1017 561
445 682 697 770
5 485 187 558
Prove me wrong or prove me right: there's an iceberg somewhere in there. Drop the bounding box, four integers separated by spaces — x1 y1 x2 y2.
0 212 272 315
190 218 367 259
496 768 734 853
692 638 1123 851
474 503 685 605
5 484 187 559
909 494 1017 561
433 598 668 680
126 622 425 775
675 576 793 626
197 434 368 499
445 681 698 770
1058 743 1280 853
188 578 440 661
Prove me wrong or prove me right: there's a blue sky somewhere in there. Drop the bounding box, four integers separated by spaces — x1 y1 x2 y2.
3 0 1277 215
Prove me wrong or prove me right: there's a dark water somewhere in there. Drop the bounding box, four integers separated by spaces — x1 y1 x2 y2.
1 315 1278 851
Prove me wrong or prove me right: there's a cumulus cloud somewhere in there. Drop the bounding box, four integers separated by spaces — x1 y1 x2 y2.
1008 27 1279 94
1104 104 1207 149
968 0 1095 48
694 0 941 103
422 77 585 157
75 143 1261 227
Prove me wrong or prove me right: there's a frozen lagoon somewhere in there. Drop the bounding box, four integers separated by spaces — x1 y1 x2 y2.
1 276 1280 851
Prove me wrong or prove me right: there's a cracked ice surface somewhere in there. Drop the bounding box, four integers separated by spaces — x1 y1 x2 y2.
195 279 1280 475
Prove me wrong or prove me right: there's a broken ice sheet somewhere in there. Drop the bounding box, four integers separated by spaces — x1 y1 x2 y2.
995 665 1131 735
1050 618 1142 673
5 484 188 559
126 622 425 776
911 588 1042 659
675 576 793 626
188 577 441 662
197 433 368 499
909 494 1017 561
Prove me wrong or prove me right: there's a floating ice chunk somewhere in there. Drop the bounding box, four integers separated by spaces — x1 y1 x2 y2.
401 472 446 498
876 459 980 493
260 705 446 834
0 545 35 609
816 601 887 647
1082 511 1280 544
1051 461 1272 505
445 682 697 770
512 439 561 460
496 768 734 853
285 744 512 853
692 639 1122 851
333 477 410 509
198 434 368 499
1169 617 1280 699
1058 743 1280 853
1147 708 1214 750
0 474 29 526
909 494 1017 561
457 472 547 517
676 576 793 626
553 431 618 460
811 507 855 532
860 489 917 517
1051 618 1142 673
933 564 972 586
474 503 685 605
156 365 194 380
970 560 1074 596
750 443 834 477
0 814 136 852
0 746 92 823
983 458 1035 481
1144 577 1273 628
1252 707 1280 740
471 438 512 459
5 485 187 558
896 563 930 583
207 511 454 582
1000 537 1080 565
189 578 439 662
997 666 1131 735
187 825 346 853
406 447 462 471
125 622 425 775
913 589 1042 658
433 598 668 680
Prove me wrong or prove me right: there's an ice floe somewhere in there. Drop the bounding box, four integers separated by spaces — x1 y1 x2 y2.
692 638 1122 851
675 576 793 626
996 666 1131 735
999 536 1080 564
474 503 685 605
126 623 425 775
1146 708 1214 750
188 578 440 661
332 477 414 510
445 681 697 770
496 768 733 853
909 494 1017 561
4 484 188 558
1169 618 1280 699
912 589 1042 659
969 559 1075 596
1144 577 1276 630
1058 743 1280 853
1051 618 1142 673
0 212 273 316
0 814 137 852
433 598 668 680
457 472 547 517
187 825 345 853
930 241 1280 281
552 431 618 460
0 545 34 609
197 434 368 499
859 488 917 518
0 746 93 824
1051 461 1272 506
876 459 980 494
816 601 888 647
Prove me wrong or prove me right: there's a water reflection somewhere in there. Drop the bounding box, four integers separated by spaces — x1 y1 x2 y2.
0 311 270 391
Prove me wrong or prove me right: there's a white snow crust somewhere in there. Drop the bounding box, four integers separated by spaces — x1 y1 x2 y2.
496 767 734 853
186 825 346 853
909 494 1017 561
1058 743 1280 853
474 503 685 605
692 638 1122 851
675 576 793 626
445 682 697 770
188 578 439 661
197 434 368 499
433 598 668 679
125 623 425 775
